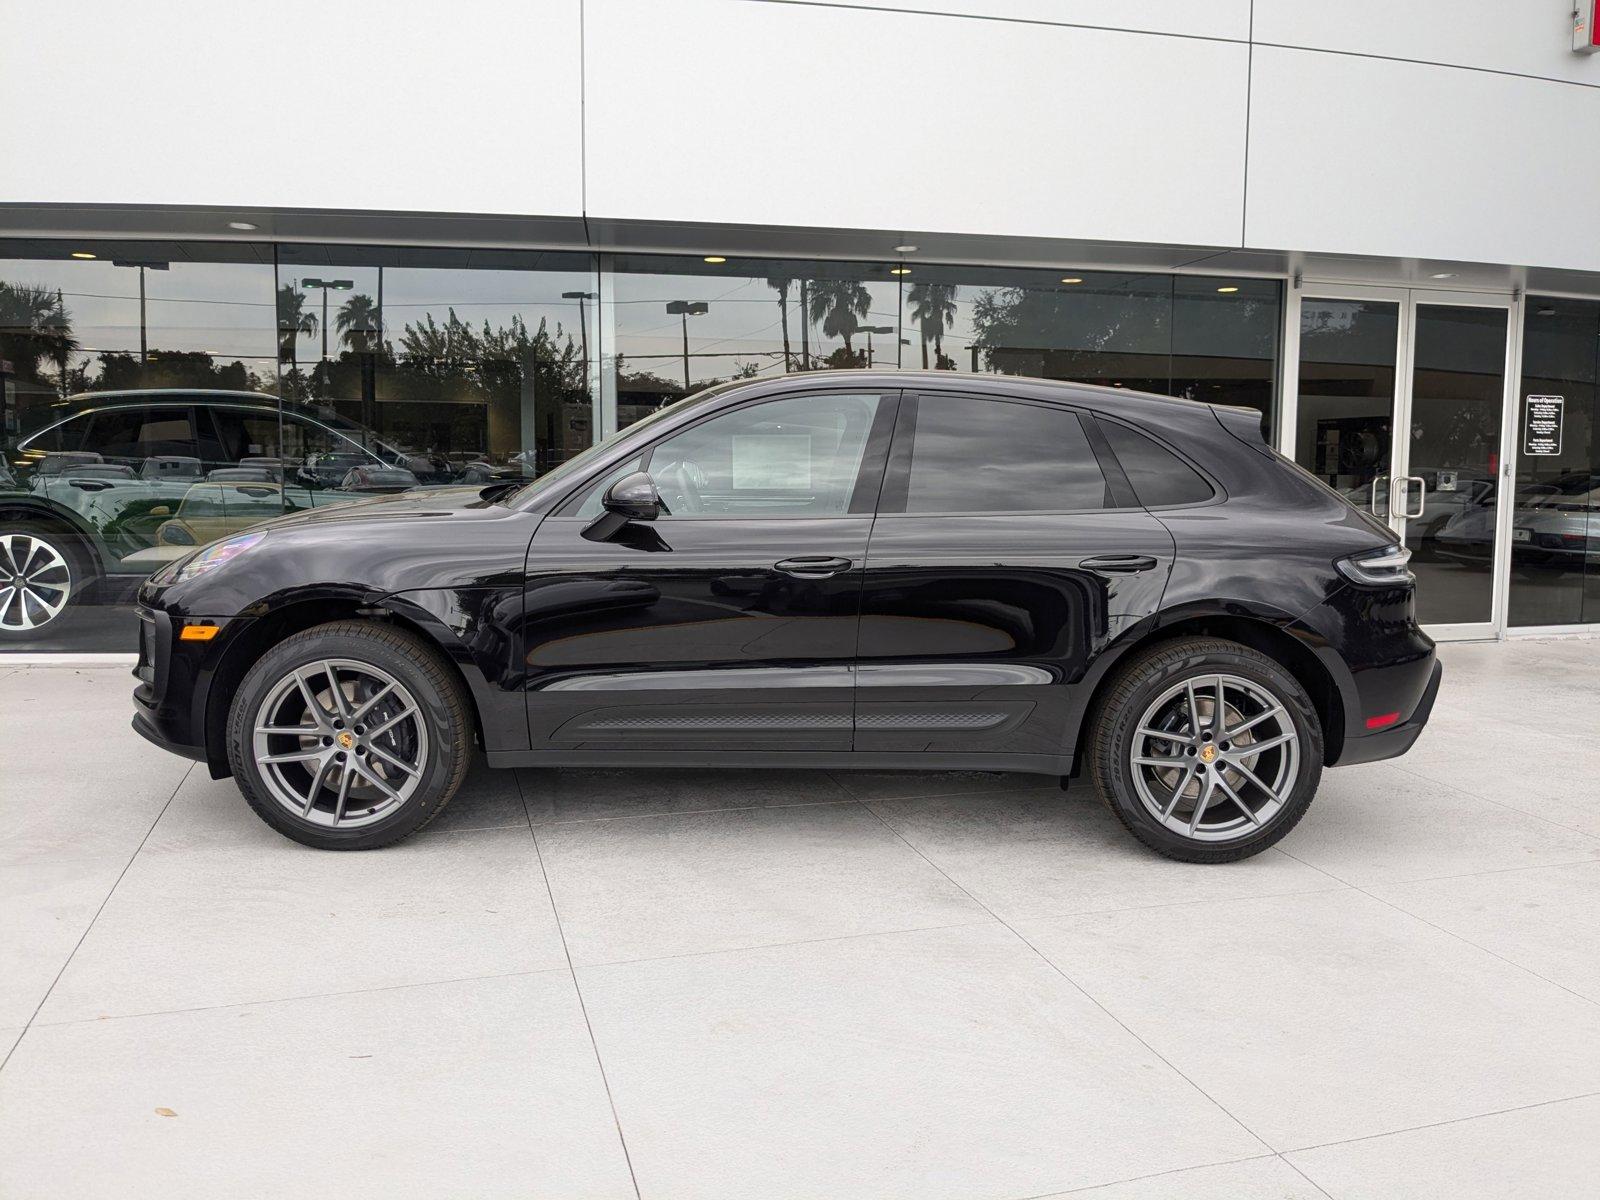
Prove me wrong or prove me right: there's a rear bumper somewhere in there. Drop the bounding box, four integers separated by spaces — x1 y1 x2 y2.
1332 656 1442 767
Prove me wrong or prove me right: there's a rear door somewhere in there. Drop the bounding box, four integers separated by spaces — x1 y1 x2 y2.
521 389 898 752
854 391 1174 760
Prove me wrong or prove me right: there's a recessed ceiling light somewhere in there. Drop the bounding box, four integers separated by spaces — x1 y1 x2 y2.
227 220 258 231
70 251 96 259
1429 272 1458 279
890 267 911 275
893 244 918 253
703 255 726 264
1216 285 1240 294
1060 276 1083 285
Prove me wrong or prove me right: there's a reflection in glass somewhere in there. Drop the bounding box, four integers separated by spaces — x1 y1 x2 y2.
1406 305 1507 626
1508 298 1599 627
1293 299 1399 516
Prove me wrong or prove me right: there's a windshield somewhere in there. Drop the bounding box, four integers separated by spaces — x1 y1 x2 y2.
503 385 737 506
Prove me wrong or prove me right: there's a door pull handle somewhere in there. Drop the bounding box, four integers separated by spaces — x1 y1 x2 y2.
774 555 853 578
1078 554 1159 573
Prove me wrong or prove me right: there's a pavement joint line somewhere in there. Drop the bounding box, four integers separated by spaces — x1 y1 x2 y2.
1010 1150 1323 1200
1389 760 1600 847
0 762 194 1075
988 879 1356 926
572 916 1004 973
24 966 576 1030
1277 1087 1600 1158
515 767 644 1200
852 802 1278 1157
1276 846 1600 1012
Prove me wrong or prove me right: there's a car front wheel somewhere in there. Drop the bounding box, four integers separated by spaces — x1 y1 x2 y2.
227 620 472 849
1088 636 1323 863
0 524 81 635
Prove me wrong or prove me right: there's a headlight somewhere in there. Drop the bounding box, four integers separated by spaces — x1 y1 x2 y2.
156 531 267 585
1336 543 1413 586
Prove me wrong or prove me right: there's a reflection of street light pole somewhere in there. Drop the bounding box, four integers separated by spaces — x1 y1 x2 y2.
112 258 170 367
665 300 709 393
301 278 354 360
858 325 892 368
561 291 597 379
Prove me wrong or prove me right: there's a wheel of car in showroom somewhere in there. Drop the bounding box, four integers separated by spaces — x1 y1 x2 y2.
1089 637 1323 863
227 620 473 849
0 522 86 635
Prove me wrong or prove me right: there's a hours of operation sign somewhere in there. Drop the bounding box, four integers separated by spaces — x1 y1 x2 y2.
1524 395 1563 456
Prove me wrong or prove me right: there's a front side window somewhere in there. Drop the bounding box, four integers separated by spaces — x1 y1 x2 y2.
902 395 1109 514
645 393 883 518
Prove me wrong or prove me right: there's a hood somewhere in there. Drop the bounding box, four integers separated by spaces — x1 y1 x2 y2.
266 484 518 531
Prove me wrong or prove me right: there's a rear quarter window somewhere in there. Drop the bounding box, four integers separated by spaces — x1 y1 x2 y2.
1100 421 1215 507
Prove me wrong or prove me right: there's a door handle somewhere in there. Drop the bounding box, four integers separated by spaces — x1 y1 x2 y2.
1369 474 1390 518
1078 554 1159 573
774 555 853 579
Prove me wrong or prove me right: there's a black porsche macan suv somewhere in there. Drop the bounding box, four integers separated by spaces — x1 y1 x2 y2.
132 371 1440 861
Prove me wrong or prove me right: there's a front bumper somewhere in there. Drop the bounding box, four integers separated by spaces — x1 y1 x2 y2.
131 604 247 767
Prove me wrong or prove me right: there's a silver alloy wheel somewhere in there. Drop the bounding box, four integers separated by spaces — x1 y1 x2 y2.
251 658 429 830
0 533 72 632
1130 672 1300 843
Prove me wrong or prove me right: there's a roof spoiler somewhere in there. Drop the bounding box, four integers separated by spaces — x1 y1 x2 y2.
1209 403 1274 458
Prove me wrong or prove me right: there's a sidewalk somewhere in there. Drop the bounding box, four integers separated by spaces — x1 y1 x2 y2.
3 639 1599 1199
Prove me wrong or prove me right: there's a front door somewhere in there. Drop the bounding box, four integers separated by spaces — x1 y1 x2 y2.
1289 287 1516 637
854 391 1175 763
520 389 897 752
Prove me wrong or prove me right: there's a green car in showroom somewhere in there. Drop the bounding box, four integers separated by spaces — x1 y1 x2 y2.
0 389 450 635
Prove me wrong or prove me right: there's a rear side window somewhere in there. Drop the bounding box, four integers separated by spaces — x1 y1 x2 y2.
903 395 1108 513
1100 421 1215 508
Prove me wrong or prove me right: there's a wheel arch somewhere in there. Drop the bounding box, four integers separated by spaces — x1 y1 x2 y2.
198 591 491 778
1067 608 1353 773
0 499 106 579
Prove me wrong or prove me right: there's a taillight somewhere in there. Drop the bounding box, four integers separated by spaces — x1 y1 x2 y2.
1336 544 1414 586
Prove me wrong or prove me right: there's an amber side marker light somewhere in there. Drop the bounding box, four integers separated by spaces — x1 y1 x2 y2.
1365 712 1401 730
179 624 220 642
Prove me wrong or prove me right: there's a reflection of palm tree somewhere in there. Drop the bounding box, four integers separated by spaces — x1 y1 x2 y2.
0 283 78 387
906 282 958 370
276 284 317 369
765 273 795 371
806 280 872 357
336 293 381 352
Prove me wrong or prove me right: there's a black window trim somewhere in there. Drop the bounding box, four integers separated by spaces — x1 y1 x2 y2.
1088 412 1227 510
876 390 1140 518
549 387 903 521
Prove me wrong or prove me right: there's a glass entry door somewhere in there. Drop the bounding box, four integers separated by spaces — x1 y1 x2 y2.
1290 287 1516 637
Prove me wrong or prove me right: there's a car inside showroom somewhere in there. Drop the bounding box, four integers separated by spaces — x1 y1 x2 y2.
3 3 1600 1199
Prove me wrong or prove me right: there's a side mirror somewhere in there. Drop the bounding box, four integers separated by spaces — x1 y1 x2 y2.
583 471 664 542
603 471 662 521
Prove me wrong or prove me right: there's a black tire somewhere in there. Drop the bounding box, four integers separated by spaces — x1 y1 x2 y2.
1088 636 1323 863
227 620 473 850
0 520 91 636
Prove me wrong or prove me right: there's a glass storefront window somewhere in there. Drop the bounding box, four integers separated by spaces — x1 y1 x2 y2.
1509 298 1599 627
2 241 600 651
5 240 1281 654
1 240 279 649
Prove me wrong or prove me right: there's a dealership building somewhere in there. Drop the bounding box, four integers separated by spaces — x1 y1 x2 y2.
3 0 1599 656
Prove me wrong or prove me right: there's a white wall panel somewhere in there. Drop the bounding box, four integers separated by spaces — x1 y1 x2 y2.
584 0 1249 247
0 0 584 216
766 0 1251 41
1245 47 1600 273
1254 0 1600 86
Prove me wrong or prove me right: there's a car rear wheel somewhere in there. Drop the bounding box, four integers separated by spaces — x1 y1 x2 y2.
0 523 82 635
1088 636 1323 863
227 620 472 849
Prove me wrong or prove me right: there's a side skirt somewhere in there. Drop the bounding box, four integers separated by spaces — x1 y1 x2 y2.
485 748 1072 776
